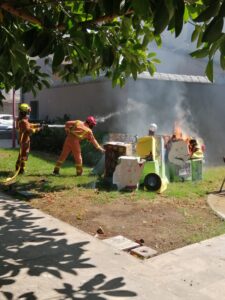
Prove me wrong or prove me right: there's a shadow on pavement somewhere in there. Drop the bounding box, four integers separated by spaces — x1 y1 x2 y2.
0 194 137 299
0 179 68 199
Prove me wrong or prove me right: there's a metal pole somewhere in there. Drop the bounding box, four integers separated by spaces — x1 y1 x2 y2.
12 89 16 148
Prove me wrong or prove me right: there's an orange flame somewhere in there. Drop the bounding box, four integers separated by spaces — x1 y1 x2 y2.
173 122 183 140
173 122 190 142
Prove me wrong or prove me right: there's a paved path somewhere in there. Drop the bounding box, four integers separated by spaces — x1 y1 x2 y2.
207 192 225 220
1 192 225 300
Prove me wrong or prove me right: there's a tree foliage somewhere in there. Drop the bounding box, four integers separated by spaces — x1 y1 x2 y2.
0 0 224 101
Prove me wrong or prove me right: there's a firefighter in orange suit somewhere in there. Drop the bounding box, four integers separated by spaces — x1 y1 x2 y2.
53 116 105 176
16 103 42 174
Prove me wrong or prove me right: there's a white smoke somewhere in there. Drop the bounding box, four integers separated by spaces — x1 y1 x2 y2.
96 98 147 124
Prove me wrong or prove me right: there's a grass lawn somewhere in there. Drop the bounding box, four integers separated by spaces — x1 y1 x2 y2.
1 148 225 254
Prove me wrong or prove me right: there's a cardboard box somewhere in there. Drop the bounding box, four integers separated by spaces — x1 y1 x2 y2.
104 142 132 178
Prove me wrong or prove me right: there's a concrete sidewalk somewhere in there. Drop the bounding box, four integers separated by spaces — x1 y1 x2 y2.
1 192 225 300
207 192 225 220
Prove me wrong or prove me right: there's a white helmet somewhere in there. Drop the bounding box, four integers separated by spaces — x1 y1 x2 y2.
149 123 158 132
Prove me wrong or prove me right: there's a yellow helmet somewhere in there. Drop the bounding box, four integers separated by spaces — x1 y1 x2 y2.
19 103 31 113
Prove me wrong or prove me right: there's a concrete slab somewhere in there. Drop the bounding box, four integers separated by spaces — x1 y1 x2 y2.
207 193 225 220
1 192 225 300
131 245 157 259
103 235 140 251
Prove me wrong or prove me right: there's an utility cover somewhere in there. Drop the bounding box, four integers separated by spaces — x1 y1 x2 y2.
103 235 140 251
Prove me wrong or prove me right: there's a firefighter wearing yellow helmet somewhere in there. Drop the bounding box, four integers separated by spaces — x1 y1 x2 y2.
15 103 42 174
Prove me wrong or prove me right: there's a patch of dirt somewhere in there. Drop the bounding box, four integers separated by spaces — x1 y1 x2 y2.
29 189 223 254
0 153 11 159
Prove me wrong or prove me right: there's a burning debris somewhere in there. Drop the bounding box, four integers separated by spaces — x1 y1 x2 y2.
101 123 205 193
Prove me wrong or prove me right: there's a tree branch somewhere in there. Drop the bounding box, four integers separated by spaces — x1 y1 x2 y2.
91 9 134 24
0 2 133 31
0 2 43 26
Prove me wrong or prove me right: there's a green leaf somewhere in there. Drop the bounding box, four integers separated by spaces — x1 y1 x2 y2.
151 58 161 64
194 2 220 22
28 31 53 57
39 36 54 58
130 62 137 80
37 82 42 90
174 0 185 37
52 45 65 69
190 48 209 58
70 30 86 45
218 0 225 17
168 15 175 31
191 26 201 42
113 0 122 14
14 49 28 68
209 40 220 58
119 76 126 87
148 52 156 58
142 31 153 48
67 19 73 30
205 59 213 82
220 38 225 55
220 54 225 70
102 46 114 67
174 8 183 37
147 61 156 76
197 30 203 48
202 17 224 43
154 35 162 48
183 6 189 22
23 28 39 50
187 5 199 20
31 86 37 97
121 17 132 39
112 69 121 87
101 0 114 15
41 79 51 88
153 1 170 35
165 0 175 20
131 0 151 17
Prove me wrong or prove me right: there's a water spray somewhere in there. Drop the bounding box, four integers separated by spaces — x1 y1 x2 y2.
96 98 147 124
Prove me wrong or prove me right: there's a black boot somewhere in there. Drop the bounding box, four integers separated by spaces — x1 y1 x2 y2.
53 168 60 175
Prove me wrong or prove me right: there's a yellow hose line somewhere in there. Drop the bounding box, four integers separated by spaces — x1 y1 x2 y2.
0 133 23 186
1 168 21 185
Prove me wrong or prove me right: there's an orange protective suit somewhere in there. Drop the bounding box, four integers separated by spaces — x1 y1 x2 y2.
54 120 102 175
16 117 40 173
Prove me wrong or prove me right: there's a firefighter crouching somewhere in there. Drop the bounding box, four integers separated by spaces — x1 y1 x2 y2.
16 103 42 174
53 116 105 176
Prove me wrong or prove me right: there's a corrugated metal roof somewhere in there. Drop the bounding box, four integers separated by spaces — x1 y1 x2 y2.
138 72 211 84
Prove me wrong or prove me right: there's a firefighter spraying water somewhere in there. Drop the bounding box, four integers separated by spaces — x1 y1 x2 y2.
53 116 105 176
1 103 43 185
15 104 43 174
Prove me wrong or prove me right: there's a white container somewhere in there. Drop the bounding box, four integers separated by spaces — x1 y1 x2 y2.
113 156 145 190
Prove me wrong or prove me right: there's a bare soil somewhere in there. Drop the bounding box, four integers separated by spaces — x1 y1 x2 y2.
29 189 222 254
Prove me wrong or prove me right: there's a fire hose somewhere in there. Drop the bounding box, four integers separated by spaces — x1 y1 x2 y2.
0 125 65 186
0 124 70 185
0 133 24 186
43 124 64 128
